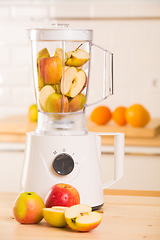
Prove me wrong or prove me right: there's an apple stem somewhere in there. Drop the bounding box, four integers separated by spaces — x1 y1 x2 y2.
75 43 83 51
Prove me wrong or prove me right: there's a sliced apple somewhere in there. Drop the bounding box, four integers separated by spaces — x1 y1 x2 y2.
66 49 90 67
37 47 50 65
39 85 55 111
61 67 87 98
43 207 68 228
69 93 86 112
46 92 69 113
65 204 102 232
54 48 69 62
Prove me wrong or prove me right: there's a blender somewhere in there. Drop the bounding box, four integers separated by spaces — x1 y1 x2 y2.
20 24 124 210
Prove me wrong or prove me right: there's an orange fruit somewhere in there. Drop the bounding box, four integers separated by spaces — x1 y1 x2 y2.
112 106 127 126
90 106 112 125
125 104 150 127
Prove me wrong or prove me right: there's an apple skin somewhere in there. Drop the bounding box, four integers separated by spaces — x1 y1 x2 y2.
44 183 80 208
13 192 45 224
37 47 50 65
43 207 68 228
46 93 69 113
66 49 90 67
69 93 86 112
39 56 62 85
39 85 55 111
65 204 102 232
37 48 50 91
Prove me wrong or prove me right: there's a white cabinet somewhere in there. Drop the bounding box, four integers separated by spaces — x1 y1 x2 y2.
101 153 160 191
0 151 24 192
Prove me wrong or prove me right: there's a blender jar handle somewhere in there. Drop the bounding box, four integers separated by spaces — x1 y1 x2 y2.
97 132 124 189
85 43 113 107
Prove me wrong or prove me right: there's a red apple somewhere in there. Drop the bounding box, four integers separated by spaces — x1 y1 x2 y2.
44 183 80 208
13 192 45 224
39 56 62 85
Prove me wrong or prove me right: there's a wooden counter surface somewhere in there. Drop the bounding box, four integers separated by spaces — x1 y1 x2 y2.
0 192 160 240
0 115 160 147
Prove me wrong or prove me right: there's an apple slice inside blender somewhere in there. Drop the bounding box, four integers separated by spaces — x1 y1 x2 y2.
54 48 69 62
61 67 87 98
69 93 86 112
46 93 69 113
66 49 90 67
39 85 55 111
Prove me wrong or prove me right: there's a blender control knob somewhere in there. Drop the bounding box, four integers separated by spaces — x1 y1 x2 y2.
52 153 74 175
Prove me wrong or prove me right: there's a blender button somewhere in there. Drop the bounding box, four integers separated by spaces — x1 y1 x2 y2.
52 153 74 176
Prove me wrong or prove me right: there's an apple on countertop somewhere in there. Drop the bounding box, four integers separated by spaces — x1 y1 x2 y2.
13 192 45 224
44 183 80 208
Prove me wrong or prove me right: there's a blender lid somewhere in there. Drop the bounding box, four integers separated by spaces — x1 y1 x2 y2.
27 26 93 41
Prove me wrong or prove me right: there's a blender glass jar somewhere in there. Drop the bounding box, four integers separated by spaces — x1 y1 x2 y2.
27 25 113 135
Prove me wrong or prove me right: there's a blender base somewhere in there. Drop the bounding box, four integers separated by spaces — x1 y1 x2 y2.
20 131 104 209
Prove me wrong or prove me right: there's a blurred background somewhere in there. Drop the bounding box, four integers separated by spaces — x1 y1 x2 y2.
0 0 160 118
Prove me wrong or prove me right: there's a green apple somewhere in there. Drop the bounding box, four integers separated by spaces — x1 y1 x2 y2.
37 48 50 91
61 67 87 98
69 93 86 112
65 204 102 232
39 85 55 111
39 56 62 85
43 206 68 228
46 92 69 113
66 49 90 67
13 192 45 224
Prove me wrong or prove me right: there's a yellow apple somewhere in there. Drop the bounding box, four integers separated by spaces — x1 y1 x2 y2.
39 85 55 111
13 192 45 224
65 204 102 232
43 206 68 227
61 67 87 98
39 56 62 85
28 104 38 122
69 93 86 112
66 49 90 67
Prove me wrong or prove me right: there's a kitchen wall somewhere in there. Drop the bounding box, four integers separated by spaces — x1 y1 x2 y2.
0 0 160 119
